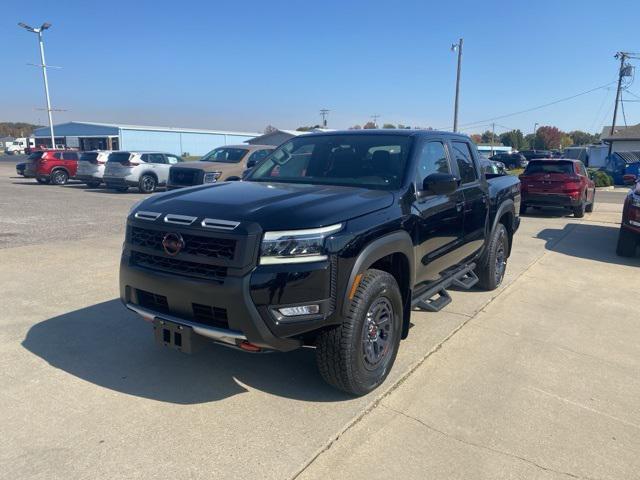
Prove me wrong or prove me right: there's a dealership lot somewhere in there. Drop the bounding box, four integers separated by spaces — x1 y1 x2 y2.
1 159 639 479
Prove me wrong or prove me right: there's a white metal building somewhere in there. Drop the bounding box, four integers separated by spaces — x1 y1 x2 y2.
32 121 260 156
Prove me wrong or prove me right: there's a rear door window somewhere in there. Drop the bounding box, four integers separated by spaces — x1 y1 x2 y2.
80 152 98 163
52 152 62 160
108 152 132 163
416 141 451 184
63 152 78 160
248 149 273 163
148 153 165 164
451 141 477 184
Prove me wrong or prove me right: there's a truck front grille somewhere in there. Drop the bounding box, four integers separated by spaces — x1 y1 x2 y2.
131 251 227 283
131 227 236 260
170 168 201 186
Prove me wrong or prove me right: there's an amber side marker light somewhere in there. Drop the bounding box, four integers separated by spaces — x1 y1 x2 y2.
349 273 363 300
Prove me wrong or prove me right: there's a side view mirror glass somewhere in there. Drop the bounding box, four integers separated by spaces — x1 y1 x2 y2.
421 173 459 196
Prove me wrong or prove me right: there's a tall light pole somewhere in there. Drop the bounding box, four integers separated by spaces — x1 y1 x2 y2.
18 22 55 148
319 109 330 128
533 122 539 149
451 38 463 132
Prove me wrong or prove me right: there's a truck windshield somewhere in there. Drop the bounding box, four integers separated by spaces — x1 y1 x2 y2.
524 161 574 175
247 134 412 189
200 148 248 163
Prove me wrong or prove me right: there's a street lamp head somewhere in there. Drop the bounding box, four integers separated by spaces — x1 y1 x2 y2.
451 43 458 52
18 22 36 32
40 22 52 30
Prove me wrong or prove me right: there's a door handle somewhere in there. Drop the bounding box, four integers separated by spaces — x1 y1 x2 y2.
456 201 464 212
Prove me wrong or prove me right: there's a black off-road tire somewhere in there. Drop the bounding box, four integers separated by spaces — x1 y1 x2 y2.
616 228 638 257
476 223 509 291
573 194 586 218
138 174 157 193
50 169 69 185
315 269 403 396
585 190 595 213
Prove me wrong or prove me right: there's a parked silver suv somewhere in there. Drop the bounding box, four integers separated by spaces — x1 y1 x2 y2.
103 151 183 193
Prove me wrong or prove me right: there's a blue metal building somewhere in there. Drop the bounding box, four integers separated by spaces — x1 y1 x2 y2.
32 121 260 156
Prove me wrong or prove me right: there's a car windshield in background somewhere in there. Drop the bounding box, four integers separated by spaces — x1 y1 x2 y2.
28 152 44 160
524 161 574 175
200 148 248 163
107 152 132 163
246 134 412 189
80 152 99 162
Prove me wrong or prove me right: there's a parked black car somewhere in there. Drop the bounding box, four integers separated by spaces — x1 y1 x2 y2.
489 152 527 169
520 150 552 161
120 130 521 395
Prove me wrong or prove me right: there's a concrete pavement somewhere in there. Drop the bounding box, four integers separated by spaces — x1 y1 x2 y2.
1 162 637 479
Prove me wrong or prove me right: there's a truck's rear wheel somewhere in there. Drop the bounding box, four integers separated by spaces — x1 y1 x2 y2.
476 223 509 291
315 269 402 396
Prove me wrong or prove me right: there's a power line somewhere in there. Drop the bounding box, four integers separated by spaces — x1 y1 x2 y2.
439 80 617 131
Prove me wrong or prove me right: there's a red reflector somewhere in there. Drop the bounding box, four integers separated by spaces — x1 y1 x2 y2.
239 341 261 352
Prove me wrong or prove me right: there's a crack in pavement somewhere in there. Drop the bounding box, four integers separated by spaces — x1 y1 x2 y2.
381 404 599 480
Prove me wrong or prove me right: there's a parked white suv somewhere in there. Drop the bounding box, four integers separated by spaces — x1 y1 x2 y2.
103 151 183 193
76 151 111 188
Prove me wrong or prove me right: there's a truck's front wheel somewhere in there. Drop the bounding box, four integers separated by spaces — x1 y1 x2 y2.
476 223 509 290
316 269 402 396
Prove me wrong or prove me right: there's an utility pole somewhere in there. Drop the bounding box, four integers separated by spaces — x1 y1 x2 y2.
451 38 463 132
19 22 55 148
533 122 539 149
491 122 495 156
608 52 628 157
319 109 330 128
371 114 380 128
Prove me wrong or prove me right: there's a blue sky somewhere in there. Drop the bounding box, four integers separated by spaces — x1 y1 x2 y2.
1 0 639 136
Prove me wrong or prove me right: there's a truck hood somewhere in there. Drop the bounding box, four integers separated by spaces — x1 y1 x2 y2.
138 181 394 230
172 161 228 172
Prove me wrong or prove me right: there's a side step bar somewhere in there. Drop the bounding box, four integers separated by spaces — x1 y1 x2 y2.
411 264 478 313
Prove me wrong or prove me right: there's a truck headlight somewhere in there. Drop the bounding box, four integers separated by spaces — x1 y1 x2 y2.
203 172 222 183
260 224 343 264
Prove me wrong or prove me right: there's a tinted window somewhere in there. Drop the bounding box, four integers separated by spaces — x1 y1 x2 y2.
28 152 44 160
80 152 98 162
201 148 249 163
166 154 181 165
524 161 574 175
107 152 132 163
417 141 450 182
53 152 62 160
248 149 273 163
451 141 477 183
248 134 412 190
63 152 78 160
147 153 165 164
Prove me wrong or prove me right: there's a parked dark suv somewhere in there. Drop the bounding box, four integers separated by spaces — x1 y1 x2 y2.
489 152 527 169
120 130 521 395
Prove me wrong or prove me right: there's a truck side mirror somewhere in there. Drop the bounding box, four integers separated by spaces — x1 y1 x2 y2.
246 159 257 169
421 173 459 196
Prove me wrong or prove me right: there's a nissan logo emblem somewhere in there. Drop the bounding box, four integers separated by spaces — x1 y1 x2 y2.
162 232 185 256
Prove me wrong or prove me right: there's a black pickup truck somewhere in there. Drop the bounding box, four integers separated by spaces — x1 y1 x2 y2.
120 130 520 395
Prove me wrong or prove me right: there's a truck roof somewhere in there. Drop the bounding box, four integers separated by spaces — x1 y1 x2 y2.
296 129 471 140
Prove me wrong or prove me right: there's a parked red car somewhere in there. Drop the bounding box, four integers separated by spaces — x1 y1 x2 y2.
616 182 640 256
519 159 596 218
23 150 80 185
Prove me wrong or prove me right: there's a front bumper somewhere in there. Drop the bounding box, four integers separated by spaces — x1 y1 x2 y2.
120 220 337 351
522 192 581 208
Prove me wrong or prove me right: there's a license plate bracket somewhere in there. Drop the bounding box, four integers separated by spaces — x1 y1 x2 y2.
153 319 202 354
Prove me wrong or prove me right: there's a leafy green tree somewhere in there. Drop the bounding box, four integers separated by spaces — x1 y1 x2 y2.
480 130 495 144
382 123 396 129
0 122 42 137
499 129 525 150
363 121 377 129
296 125 321 132
568 130 599 146
523 134 536 149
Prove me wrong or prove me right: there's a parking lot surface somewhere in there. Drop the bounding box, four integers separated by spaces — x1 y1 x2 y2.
1 159 638 479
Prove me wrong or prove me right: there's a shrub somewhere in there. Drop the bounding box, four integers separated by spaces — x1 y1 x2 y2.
590 169 613 187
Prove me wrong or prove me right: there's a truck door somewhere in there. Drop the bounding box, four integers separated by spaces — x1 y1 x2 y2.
450 140 489 260
412 138 466 284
